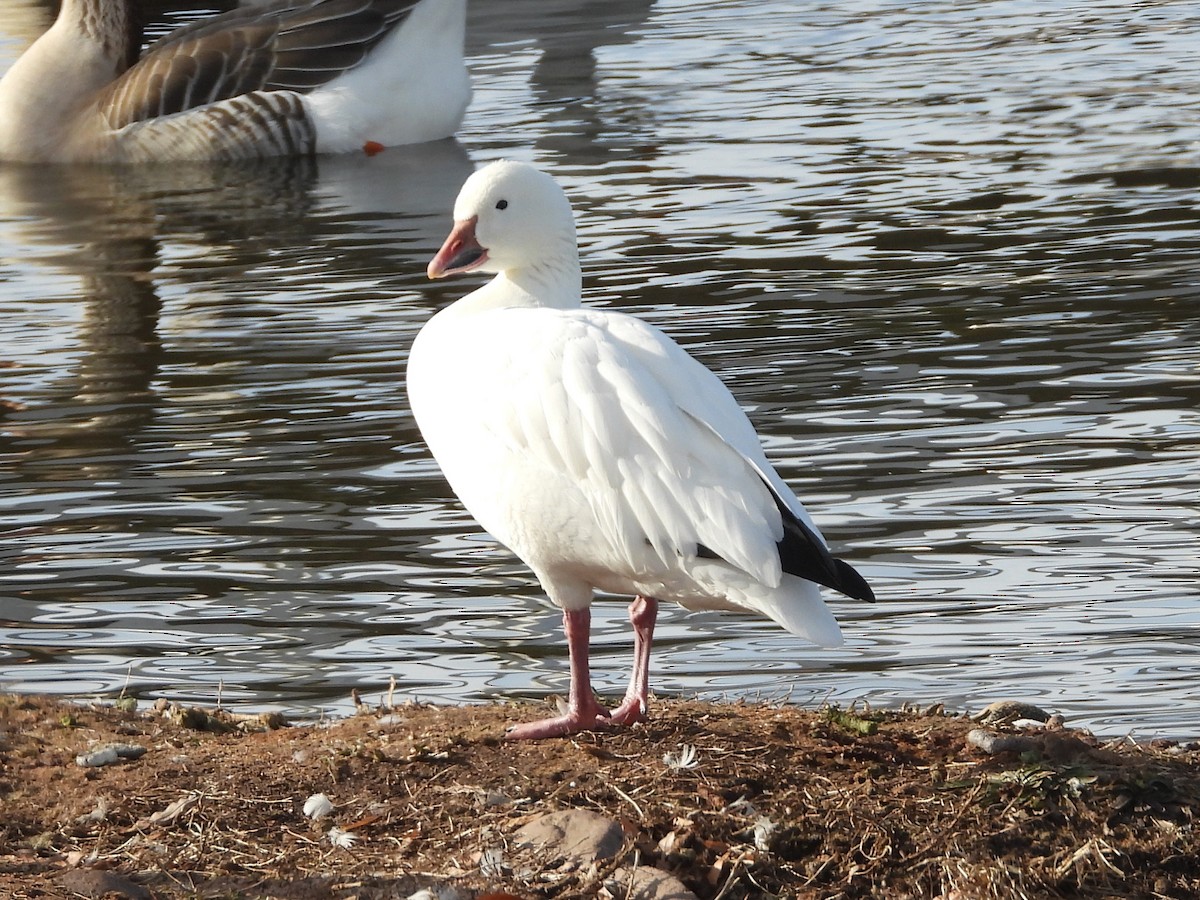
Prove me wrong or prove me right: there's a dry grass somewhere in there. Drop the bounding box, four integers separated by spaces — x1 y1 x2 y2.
0 693 1196 898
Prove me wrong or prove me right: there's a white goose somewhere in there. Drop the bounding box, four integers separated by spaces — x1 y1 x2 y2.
0 0 469 163
408 161 874 740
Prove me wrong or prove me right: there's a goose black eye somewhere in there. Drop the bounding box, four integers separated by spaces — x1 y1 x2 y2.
495 199 508 210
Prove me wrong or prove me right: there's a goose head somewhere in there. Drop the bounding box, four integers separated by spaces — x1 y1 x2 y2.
427 160 578 280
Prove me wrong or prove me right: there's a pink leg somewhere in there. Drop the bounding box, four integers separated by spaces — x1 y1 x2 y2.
608 595 658 725
505 607 610 740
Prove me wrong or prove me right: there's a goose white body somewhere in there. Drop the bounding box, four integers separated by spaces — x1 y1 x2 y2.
407 161 873 738
0 0 469 163
411 302 844 645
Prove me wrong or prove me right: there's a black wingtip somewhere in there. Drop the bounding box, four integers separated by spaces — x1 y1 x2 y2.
767 486 875 603
834 558 875 603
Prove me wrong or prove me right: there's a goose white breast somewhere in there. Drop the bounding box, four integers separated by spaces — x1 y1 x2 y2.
0 0 469 163
407 160 874 740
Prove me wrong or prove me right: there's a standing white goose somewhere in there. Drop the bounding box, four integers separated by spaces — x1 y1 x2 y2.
407 161 874 740
0 0 469 163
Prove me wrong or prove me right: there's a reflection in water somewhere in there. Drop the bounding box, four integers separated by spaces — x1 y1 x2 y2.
0 135 474 706
0 165 162 455
0 159 327 461
1 0 1198 736
467 0 657 163
66 231 163 444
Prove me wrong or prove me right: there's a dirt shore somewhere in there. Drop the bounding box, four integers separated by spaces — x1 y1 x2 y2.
1 693 1196 899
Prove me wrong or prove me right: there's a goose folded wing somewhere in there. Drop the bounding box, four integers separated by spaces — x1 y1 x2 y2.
479 310 790 587
98 0 421 128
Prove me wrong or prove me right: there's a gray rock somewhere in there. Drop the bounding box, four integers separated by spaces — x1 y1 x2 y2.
75 747 119 768
611 866 699 900
59 869 151 899
967 728 1039 755
513 808 625 862
75 743 147 768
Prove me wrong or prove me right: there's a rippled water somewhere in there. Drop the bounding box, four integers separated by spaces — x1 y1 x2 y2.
1 0 1197 737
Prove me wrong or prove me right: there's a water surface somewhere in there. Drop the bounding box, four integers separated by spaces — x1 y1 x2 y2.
0 0 1197 737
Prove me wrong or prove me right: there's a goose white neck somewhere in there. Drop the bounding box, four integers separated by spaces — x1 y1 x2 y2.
495 255 583 310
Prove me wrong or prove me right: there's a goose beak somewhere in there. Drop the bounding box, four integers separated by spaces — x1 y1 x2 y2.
428 216 487 279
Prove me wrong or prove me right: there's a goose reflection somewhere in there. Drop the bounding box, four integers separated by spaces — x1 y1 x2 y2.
0 143 473 463
468 0 658 163
470 0 653 92
0 164 163 456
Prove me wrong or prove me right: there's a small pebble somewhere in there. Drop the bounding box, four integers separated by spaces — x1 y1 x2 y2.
967 729 1039 755
75 743 147 768
76 748 119 768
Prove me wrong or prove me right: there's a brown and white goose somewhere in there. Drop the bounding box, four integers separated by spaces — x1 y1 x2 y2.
0 0 469 163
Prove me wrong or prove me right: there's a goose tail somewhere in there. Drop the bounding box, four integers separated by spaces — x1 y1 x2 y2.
687 565 846 648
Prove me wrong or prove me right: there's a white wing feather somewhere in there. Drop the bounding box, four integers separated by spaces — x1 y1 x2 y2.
443 306 798 585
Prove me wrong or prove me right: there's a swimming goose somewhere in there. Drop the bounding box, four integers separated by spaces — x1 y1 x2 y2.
0 0 469 163
407 161 875 740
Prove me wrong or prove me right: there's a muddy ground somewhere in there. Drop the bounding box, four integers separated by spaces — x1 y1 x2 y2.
0 693 1197 899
